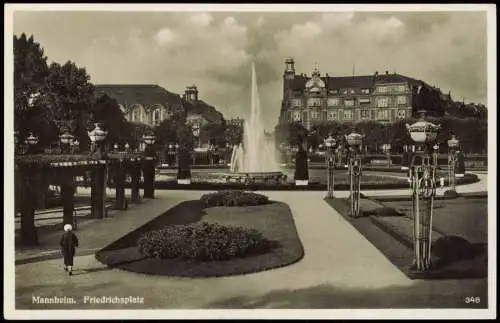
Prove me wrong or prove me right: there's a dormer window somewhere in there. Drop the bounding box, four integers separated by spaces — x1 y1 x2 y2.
361 88 370 94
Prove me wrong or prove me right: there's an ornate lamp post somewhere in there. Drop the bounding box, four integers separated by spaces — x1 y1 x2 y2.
433 143 440 169
382 143 391 168
447 135 460 193
60 129 75 154
174 143 180 166
406 112 440 272
167 143 174 166
402 144 409 170
25 132 39 154
88 123 108 158
346 131 363 217
72 139 80 154
87 123 108 219
142 132 157 199
324 135 336 199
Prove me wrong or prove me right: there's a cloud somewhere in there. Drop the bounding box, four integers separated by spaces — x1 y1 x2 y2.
320 12 354 29
188 12 213 27
154 27 177 46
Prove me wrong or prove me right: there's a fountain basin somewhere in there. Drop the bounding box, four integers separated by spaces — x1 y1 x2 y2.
204 172 288 185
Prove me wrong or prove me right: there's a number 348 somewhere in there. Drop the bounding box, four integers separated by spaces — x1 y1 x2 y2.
465 297 481 304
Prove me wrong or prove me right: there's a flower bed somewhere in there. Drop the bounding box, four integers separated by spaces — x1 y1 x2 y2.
137 222 271 261
95 200 304 277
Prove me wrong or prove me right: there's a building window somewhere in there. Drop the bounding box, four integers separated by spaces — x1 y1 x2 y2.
133 109 141 122
344 110 353 120
292 98 302 107
344 99 355 107
293 111 301 121
360 109 370 118
327 110 337 120
397 85 407 92
377 86 388 93
376 97 389 107
359 98 370 105
329 89 339 94
396 95 407 105
310 111 320 120
397 110 406 119
152 109 161 125
327 98 339 106
361 88 370 94
377 109 388 120
307 98 322 107
342 89 349 95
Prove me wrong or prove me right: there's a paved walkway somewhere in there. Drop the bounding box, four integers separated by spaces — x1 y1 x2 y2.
12 174 489 311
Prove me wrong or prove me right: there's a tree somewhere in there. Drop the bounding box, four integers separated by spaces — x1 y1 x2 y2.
14 34 49 113
224 123 243 146
288 122 308 146
13 34 50 142
176 124 195 153
200 122 226 147
155 119 181 146
40 60 95 149
92 94 135 148
129 122 154 150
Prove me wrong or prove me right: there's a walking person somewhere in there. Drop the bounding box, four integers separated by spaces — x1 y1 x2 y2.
60 224 79 276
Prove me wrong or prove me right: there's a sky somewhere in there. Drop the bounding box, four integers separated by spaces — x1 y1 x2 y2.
13 8 488 130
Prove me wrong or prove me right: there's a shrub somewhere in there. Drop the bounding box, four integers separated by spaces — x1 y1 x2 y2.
432 235 477 262
200 190 269 207
137 222 272 261
444 189 460 198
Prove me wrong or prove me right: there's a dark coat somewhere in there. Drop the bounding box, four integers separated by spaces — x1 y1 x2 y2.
60 231 79 266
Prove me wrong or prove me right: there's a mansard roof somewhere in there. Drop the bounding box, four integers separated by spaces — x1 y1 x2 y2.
290 73 425 91
94 84 184 108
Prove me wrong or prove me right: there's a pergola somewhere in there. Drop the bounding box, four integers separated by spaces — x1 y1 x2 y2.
15 148 156 246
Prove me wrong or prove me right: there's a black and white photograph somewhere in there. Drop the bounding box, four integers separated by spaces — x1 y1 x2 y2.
4 3 496 320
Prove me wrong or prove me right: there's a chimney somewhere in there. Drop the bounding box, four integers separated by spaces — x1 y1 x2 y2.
325 73 329 77
374 71 379 77
385 70 389 75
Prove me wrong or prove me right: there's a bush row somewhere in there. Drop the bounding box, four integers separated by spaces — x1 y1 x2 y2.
200 190 269 207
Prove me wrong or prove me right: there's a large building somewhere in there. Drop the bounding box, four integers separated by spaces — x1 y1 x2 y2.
94 84 225 129
279 58 445 129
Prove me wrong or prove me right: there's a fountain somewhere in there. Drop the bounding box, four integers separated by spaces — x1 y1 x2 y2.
209 63 287 185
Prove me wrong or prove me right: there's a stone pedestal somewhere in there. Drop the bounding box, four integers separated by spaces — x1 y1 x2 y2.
143 158 155 199
130 164 141 204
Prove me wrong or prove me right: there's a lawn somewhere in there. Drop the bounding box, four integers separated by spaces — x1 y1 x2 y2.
325 196 488 280
96 198 305 277
381 197 488 244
